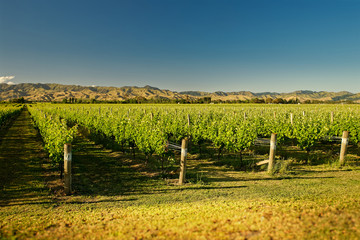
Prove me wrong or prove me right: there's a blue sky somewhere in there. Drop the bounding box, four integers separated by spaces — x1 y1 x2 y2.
1 0 359 93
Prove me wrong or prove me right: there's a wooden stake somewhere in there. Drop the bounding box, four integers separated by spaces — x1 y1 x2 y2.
64 144 72 195
331 112 334 124
179 138 188 185
187 114 191 127
268 133 277 173
339 131 349 166
290 113 293 125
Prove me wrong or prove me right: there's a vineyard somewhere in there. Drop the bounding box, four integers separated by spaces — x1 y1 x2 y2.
27 103 360 171
1 103 360 239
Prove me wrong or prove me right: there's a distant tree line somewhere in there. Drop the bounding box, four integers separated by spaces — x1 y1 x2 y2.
56 96 213 104
8 97 30 103
3 96 357 104
218 97 301 104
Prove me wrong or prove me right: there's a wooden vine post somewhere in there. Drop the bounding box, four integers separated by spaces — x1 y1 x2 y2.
339 131 349 166
268 133 277 173
179 138 189 185
64 143 72 195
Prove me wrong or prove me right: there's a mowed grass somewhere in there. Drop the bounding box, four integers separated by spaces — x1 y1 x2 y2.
1 159 360 239
1 111 360 239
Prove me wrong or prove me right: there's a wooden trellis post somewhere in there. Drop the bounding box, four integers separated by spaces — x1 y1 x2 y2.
339 131 349 166
64 144 72 195
255 133 278 172
179 138 188 185
268 133 277 173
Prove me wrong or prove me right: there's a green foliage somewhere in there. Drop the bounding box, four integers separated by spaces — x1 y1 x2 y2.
28 107 78 164
28 103 360 166
293 115 328 152
0 105 23 126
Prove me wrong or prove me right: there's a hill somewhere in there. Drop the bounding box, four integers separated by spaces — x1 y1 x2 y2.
0 83 184 102
181 90 359 103
0 83 359 103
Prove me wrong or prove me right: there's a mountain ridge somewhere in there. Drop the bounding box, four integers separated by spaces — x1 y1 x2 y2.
0 83 359 103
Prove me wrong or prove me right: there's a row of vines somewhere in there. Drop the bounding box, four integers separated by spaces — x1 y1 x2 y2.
0 105 23 127
27 104 360 168
28 107 77 175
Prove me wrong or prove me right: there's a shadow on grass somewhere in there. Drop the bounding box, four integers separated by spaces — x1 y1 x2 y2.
202 175 335 183
295 168 354 173
69 135 346 198
0 109 54 205
145 185 248 195
70 133 161 197
0 197 138 207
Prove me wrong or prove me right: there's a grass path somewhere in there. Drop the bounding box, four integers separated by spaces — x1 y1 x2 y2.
0 109 51 206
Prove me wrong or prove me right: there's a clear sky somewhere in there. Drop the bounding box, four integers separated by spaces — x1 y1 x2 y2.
1 0 359 93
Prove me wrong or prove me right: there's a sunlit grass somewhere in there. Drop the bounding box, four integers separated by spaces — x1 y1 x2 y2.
1 163 360 239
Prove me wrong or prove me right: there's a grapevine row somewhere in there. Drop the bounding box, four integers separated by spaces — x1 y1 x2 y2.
28 107 78 171
0 105 23 127
28 104 360 162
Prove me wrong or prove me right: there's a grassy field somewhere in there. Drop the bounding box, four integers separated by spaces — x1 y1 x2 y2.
1 110 360 239
1 164 360 239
